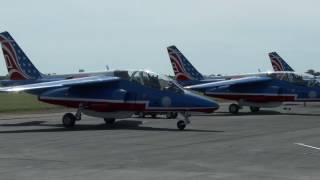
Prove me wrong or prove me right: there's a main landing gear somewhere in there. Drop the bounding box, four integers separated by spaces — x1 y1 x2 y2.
177 112 191 130
62 113 76 128
62 107 82 128
229 104 240 114
228 104 261 114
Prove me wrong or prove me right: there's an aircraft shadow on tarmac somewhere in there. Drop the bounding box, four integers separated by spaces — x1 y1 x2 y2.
0 121 46 126
0 120 224 134
200 110 282 116
199 110 320 116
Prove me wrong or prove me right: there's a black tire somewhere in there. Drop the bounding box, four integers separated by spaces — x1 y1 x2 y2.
250 106 260 113
177 120 186 130
229 104 240 114
104 118 116 125
62 113 76 128
151 114 157 118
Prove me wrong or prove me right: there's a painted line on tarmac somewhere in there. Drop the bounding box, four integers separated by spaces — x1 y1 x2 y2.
294 143 320 150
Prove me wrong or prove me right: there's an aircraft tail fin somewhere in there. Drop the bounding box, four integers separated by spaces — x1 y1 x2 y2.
0 31 43 80
167 45 204 81
269 52 294 72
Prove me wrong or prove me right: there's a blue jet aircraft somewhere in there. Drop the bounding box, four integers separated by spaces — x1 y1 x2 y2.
186 71 320 114
167 46 320 114
0 70 219 130
0 33 219 130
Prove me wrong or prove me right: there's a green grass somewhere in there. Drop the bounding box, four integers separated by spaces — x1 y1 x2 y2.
0 93 61 113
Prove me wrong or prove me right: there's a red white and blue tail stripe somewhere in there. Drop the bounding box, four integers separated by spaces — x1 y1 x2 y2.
0 31 43 80
269 52 294 72
167 46 204 81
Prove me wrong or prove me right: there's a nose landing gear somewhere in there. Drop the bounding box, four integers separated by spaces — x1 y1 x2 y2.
177 120 186 130
177 112 191 130
229 104 240 114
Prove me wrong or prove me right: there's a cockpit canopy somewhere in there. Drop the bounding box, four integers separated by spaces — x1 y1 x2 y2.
266 71 320 87
113 70 184 93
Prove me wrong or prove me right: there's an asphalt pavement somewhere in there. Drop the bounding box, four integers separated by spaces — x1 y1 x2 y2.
0 103 319 180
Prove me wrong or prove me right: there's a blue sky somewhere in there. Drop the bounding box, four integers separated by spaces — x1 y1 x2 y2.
1 0 320 76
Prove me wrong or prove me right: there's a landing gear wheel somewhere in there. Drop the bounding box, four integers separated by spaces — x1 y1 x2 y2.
104 118 116 125
62 113 76 128
151 114 157 118
177 120 186 130
229 104 240 114
250 106 260 113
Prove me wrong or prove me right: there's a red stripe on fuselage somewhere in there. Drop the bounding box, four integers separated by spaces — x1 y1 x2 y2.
39 99 217 113
40 99 145 112
205 93 296 102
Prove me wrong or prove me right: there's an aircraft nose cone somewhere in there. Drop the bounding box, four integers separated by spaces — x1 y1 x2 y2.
200 96 220 113
186 91 219 113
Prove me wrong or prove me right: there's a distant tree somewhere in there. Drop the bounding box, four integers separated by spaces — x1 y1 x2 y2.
306 69 315 75
306 69 320 76
167 75 175 79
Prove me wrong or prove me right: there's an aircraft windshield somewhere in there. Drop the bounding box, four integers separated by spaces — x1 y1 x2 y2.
114 70 184 93
266 72 320 87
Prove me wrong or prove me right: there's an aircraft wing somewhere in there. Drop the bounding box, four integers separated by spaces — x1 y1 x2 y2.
0 76 120 92
185 76 272 90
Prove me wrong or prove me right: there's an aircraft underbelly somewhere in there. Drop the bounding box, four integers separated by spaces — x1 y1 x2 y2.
39 97 146 112
82 110 133 119
38 87 146 112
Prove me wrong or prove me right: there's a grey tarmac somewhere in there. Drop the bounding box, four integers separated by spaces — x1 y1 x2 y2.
0 103 319 180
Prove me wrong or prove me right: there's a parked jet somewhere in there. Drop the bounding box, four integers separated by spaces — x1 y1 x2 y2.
186 71 320 114
167 46 320 114
0 70 219 130
0 32 191 120
269 52 294 72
